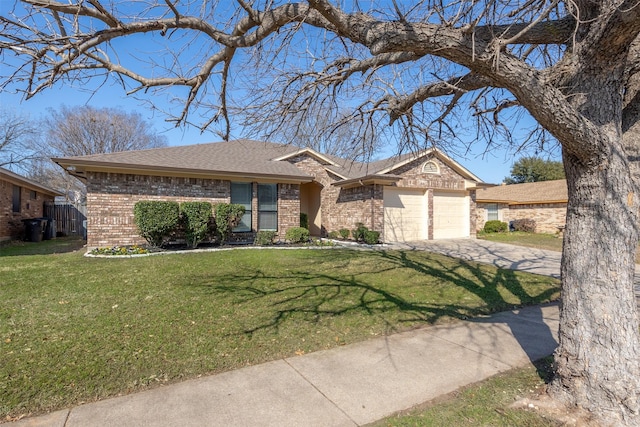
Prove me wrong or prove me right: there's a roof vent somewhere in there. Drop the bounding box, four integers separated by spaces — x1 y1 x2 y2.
422 161 439 174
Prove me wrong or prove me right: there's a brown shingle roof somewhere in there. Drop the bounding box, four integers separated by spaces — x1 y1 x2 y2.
475 179 568 204
54 140 312 180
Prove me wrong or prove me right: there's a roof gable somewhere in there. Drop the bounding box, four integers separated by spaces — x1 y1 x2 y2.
372 148 483 182
272 147 341 167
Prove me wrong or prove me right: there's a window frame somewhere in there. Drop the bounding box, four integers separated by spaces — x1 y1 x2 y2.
257 183 278 231
12 185 21 213
486 203 499 221
230 182 252 232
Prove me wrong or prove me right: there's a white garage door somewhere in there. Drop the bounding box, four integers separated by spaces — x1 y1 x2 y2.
383 188 427 242
433 191 470 239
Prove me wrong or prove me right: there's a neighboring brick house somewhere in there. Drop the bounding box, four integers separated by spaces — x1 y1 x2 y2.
0 167 62 241
53 140 483 248
475 179 568 234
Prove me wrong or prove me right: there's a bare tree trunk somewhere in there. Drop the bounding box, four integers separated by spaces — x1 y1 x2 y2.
551 66 640 425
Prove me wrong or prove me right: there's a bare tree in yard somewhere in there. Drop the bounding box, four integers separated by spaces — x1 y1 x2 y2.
33 105 168 198
0 108 41 173
44 105 168 156
1 1 639 424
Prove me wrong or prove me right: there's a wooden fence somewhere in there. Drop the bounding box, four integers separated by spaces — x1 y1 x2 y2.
44 203 87 238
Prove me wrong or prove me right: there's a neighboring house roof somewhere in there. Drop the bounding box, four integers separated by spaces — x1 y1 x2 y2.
0 167 62 197
475 179 568 204
53 139 484 186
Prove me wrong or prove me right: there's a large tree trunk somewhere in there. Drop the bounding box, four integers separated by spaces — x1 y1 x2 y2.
550 63 640 425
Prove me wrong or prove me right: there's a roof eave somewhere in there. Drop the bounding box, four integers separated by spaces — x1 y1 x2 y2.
0 168 63 196
332 174 401 188
476 198 568 205
53 159 314 184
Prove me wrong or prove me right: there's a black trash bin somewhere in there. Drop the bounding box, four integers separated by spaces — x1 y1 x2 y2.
23 218 45 242
41 217 55 240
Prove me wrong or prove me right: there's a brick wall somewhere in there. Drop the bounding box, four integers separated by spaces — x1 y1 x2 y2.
476 202 567 234
334 184 384 233
86 172 229 248
278 183 301 239
86 172 304 247
1 178 53 241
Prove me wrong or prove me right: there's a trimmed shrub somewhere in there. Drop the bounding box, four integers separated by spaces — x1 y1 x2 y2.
363 230 380 245
338 228 350 240
215 203 246 243
300 212 309 230
285 227 310 243
352 223 368 242
134 200 180 247
511 218 537 233
328 230 340 239
254 230 277 246
484 220 508 233
181 201 212 248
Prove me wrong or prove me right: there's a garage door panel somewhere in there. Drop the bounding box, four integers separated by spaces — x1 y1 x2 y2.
433 192 469 239
383 188 426 242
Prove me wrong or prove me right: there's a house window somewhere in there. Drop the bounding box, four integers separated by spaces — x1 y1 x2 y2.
258 183 278 231
422 161 440 174
30 190 37 200
12 185 21 213
231 182 252 232
487 203 499 221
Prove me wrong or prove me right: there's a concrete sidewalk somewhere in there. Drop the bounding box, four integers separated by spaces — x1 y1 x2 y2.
12 239 566 427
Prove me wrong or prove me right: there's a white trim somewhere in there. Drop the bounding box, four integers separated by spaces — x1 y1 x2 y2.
271 147 341 167
323 166 349 180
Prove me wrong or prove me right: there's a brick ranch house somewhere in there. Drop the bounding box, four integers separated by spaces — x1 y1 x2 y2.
1 167 62 241
53 140 485 248
475 179 568 234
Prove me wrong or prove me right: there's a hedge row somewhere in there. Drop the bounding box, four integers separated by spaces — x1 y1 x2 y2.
133 201 245 248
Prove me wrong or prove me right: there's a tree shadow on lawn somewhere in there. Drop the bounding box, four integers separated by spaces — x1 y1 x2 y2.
187 249 559 378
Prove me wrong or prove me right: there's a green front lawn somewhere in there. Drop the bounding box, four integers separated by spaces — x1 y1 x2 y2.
1 245 559 419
